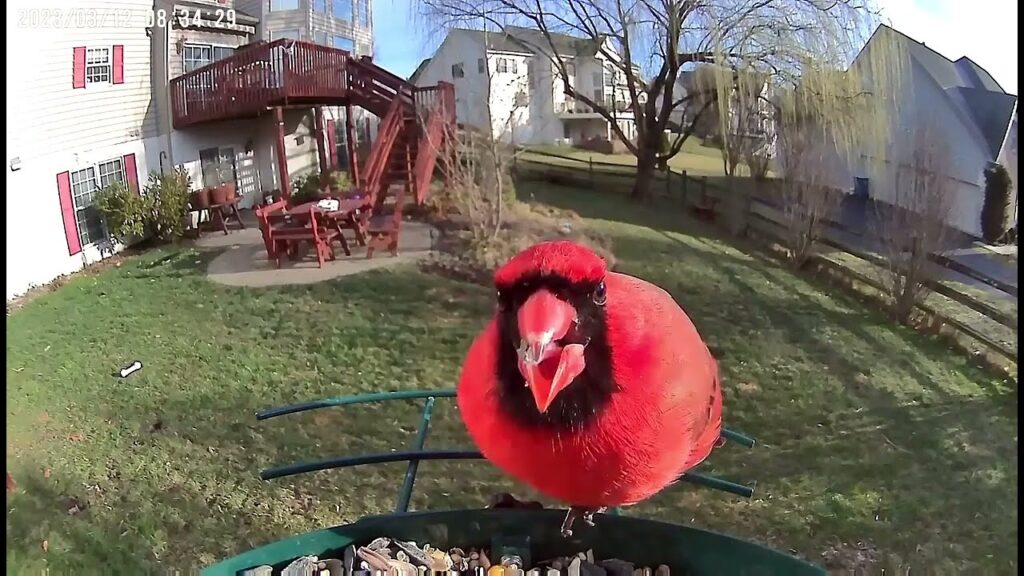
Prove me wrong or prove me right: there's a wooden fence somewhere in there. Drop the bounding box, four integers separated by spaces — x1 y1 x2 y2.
511 150 1017 366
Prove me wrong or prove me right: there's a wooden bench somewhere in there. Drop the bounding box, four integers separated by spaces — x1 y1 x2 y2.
364 184 407 259
264 205 341 269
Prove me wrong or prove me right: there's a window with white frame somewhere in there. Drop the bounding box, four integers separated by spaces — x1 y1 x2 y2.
495 58 517 74
333 0 353 20
270 29 301 40
356 0 369 27
183 44 235 73
333 35 355 51
451 63 464 78
86 48 111 84
70 158 125 247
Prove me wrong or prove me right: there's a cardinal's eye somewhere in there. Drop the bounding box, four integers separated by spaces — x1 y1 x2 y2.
592 281 607 306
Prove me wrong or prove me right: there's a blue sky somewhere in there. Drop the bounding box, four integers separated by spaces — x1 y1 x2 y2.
373 0 1019 94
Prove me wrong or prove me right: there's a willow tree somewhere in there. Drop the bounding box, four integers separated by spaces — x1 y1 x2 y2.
419 0 905 201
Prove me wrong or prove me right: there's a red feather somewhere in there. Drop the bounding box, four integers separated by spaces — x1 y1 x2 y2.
459 243 723 508
494 240 607 288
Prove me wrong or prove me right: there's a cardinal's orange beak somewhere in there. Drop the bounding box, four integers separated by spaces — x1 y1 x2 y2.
516 289 587 413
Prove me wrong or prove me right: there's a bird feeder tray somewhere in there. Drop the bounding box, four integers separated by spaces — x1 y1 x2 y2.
202 390 826 576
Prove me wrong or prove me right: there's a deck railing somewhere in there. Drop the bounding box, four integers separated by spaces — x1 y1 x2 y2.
170 39 350 128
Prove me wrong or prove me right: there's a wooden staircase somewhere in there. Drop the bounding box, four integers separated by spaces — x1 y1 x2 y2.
346 56 454 206
168 39 455 206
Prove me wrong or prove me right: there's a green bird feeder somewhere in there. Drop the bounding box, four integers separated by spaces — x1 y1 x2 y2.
202 390 826 576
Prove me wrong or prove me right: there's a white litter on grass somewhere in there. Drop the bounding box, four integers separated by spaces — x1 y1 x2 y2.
118 361 143 378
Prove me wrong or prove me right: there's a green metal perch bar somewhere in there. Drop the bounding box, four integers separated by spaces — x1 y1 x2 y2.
256 390 758 511
256 389 756 448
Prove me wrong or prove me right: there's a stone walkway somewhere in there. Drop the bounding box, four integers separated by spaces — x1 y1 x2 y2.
194 212 437 288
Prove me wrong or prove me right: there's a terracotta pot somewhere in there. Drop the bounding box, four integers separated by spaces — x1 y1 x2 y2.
222 182 237 201
210 184 230 205
191 187 211 209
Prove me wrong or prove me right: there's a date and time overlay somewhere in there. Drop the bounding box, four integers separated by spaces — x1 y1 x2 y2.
17 7 239 30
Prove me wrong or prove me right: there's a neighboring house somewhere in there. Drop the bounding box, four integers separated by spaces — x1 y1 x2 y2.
7 0 163 300
815 24 1018 238
666 65 776 158
412 26 640 146
6 0 377 300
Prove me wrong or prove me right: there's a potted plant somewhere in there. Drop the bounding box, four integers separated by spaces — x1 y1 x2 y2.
210 183 230 205
191 187 211 209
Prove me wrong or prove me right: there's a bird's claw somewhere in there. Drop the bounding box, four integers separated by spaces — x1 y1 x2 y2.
560 506 606 537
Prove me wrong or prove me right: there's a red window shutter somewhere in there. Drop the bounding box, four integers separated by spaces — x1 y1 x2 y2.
326 120 337 170
123 153 139 194
112 45 124 84
72 47 86 89
56 172 82 255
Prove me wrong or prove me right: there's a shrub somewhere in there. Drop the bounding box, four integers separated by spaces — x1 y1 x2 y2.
290 169 353 204
980 162 1013 243
95 166 192 243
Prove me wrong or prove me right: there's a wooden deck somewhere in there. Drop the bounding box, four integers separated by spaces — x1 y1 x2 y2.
170 39 350 128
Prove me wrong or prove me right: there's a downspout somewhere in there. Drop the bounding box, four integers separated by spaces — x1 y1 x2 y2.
162 13 176 167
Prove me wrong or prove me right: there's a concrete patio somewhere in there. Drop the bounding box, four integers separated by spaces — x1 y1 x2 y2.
193 210 438 288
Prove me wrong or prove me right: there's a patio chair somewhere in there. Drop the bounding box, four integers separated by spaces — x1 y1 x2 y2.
364 184 407 259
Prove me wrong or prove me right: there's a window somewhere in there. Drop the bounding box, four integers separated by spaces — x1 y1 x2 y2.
494 58 517 74
270 0 299 10
70 159 125 247
313 0 329 12
332 35 355 51
199 147 237 188
477 58 485 74
314 31 329 45
333 0 353 21
356 0 369 27
593 88 604 104
592 71 602 88
270 29 301 40
86 48 111 84
183 44 235 73
451 63 464 78
565 61 576 77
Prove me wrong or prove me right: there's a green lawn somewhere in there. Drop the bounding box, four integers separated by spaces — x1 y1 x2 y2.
6 184 1017 574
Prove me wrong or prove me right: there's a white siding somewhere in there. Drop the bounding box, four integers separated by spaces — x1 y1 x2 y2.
8 0 158 158
6 136 165 300
6 0 166 299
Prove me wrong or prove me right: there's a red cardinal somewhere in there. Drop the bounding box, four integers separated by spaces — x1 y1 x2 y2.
457 240 723 535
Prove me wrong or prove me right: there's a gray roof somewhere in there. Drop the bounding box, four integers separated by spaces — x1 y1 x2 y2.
874 24 1016 159
409 58 431 83
453 26 602 58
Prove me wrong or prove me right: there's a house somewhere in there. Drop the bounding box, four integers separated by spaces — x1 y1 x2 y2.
816 24 1018 238
7 0 164 300
665 65 777 158
151 0 377 210
5 0 381 300
411 26 640 146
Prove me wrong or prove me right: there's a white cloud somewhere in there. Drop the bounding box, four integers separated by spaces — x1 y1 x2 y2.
874 0 1018 93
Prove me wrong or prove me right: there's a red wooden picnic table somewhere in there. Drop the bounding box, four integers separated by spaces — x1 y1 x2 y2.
285 198 370 246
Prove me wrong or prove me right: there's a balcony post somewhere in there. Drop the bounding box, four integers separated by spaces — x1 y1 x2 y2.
345 102 360 186
314 107 329 176
275 106 292 200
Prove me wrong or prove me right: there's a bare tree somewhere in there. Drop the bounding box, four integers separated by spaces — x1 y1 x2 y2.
873 124 954 324
775 122 840 268
419 0 901 202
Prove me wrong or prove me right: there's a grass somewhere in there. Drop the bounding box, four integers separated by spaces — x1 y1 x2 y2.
6 184 1017 574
